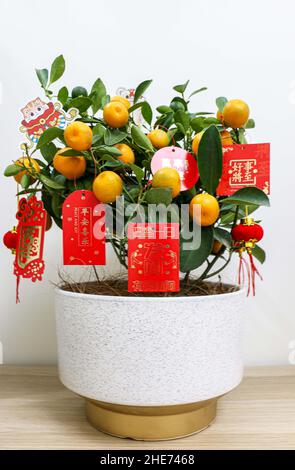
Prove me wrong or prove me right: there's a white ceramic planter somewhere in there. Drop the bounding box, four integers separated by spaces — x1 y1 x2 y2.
55 287 245 440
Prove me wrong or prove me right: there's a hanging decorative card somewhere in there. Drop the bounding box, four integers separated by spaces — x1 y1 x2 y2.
116 87 144 126
217 143 270 196
19 97 78 149
62 190 106 265
14 196 47 301
128 222 180 293
151 146 199 191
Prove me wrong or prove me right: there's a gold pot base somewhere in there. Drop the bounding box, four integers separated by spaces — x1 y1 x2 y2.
85 397 217 441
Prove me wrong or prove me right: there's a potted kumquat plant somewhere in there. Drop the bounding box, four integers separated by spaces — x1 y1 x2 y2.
3 55 270 440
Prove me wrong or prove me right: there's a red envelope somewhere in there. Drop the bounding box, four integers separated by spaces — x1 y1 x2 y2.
128 223 180 293
217 143 270 196
62 190 106 265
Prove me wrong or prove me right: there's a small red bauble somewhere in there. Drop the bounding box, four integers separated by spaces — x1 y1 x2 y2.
231 220 264 243
3 228 18 252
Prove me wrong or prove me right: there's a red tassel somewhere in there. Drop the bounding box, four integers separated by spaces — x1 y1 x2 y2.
238 252 251 296
248 251 263 296
16 276 20 304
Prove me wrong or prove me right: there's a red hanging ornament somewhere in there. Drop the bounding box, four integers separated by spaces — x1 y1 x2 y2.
231 216 264 296
3 227 18 253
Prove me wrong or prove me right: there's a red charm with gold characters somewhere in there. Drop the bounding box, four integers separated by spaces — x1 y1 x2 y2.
217 143 270 196
62 190 106 265
128 223 180 293
13 196 47 302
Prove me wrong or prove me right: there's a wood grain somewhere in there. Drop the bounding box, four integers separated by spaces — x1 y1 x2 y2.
0 366 294 450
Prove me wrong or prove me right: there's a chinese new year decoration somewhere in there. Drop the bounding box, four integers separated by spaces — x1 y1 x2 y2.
3 55 270 300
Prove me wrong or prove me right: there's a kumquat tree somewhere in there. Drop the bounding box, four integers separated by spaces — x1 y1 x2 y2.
4 55 270 294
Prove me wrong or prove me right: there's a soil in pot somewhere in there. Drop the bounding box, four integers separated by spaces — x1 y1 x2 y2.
58 276 238 297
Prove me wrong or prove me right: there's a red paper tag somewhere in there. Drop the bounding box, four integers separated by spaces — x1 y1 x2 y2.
128 223 179 293
14 196 46 282
217 143 270 196
62 190 106 265
151 146 199 191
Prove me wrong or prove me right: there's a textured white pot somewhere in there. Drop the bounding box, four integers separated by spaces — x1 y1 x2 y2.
55 287 245 440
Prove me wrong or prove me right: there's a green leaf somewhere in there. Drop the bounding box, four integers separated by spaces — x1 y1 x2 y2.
131 125 154 152
156 105 173 114
57 86 69 105
4 164 23 176
155 112 174 129
39 174 65 189
141 101 153 125
213 227 232 248
220 204 258 224
91 78 107 114
220 187 270 207
92 123 105 136
216 97 228 112
188 87 207 98
173 80 189 94
130 164 144 186
101 95 110 108
170 97 187 111
134 80 153 104
104 128 127 146
190 117 206 133
20 173 31 189
59 148 85 157
68 97 92 113
51 193 63 218
35 68 48 89
174 110 190 132
180 226 214 272
40 142 57 163
36 127 64 149
203 117 220 126
245 118 255 129
49 55 65 85
96 145 122 156
197 125 223 194
252 244 266 264
145 188 172 206
129 102 144 114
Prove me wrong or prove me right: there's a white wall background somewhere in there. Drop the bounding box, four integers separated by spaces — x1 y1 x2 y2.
0 0 294 365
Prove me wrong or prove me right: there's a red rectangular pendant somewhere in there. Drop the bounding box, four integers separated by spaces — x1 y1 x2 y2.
217 143 270 196
62 190 106 265
128 223 180 293
14 196 47 282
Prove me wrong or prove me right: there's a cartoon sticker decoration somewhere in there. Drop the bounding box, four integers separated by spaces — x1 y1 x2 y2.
116 87 144 126
19 97 78 149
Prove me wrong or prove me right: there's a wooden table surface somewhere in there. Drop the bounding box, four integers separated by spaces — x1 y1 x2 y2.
0 365 294 450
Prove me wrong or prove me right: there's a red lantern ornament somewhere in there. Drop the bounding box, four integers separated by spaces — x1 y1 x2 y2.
3 227 18 253
231 216 264 296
